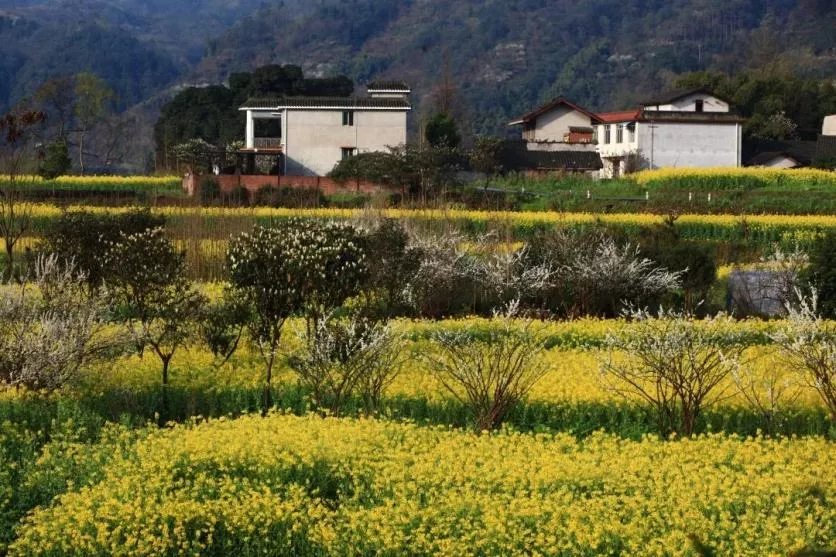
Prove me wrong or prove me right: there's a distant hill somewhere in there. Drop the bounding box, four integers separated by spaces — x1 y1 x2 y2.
1 0 834 165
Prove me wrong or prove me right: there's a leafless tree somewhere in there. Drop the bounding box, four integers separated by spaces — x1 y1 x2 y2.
423 302 550 431
600 308 749 436
732 353 802 435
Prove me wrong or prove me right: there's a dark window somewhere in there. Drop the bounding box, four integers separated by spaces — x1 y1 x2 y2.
616 124 624 143
342 111 354 126
604 125 612 144
341 147 356 160
695 99 704 113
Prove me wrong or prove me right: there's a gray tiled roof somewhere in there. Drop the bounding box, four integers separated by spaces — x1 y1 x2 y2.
502 141 603 171
240 96 411 110
639 110 744 124
367 80 410 91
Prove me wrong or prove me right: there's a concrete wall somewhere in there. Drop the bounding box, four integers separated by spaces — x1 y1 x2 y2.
637 121 741 169
643 93 729 113
285 110 407 176
534 106 593 141
597 123 638 160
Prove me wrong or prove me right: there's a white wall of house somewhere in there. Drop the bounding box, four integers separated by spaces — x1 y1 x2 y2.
533 106 594 141
643 93 729 113
823 115 836 136
637 121 741 169
281 109 407 176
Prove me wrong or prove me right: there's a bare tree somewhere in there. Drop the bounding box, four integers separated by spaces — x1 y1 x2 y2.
731 354 801 435
771 290 836 421
600 308 749 436
0 109 45 280
423 302 550 431
729 244 808 318
73 72 115 176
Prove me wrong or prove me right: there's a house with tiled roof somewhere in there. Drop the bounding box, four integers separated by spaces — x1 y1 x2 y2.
239 83 410 176
506 98 603 174
594 89 744 177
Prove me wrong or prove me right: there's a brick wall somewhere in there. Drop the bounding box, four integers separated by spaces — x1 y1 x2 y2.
183 174 391 197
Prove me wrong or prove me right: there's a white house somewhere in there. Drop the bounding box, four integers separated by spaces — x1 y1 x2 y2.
239 81 411 176
595 89 744 177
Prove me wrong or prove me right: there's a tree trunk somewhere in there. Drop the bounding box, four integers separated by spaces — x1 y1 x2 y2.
78 129 86 176
159 356 171 426
262 353 274 417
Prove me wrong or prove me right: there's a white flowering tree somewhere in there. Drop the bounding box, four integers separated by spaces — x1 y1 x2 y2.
771 291 836 422
289 313 404 416
0 254 119 392
601 308 749 436
227 219 368 413
101 228 205 421
423 302 550 431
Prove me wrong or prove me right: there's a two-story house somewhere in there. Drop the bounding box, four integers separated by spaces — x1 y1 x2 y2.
505 98 604 174
595 89 744 177
239 81 411 176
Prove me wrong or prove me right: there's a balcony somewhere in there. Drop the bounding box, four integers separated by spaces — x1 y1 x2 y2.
248 137 282 150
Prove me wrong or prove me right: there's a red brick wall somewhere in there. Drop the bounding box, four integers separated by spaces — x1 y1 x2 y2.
182 173 392 197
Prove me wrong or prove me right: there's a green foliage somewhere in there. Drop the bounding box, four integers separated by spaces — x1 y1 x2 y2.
155 65 354 163
36 140 71 180
361 219 423 316
425 112 461 148
41 209 165 288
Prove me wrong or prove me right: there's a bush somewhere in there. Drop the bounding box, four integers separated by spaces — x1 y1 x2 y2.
359 219 423 317
37 140 71 180
289 313 404 416
40 209 165 288
601 309 750 436
423 304 549 431
200 177 222 205
253 184 278 206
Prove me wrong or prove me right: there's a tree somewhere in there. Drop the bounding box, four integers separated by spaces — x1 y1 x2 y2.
423 303 550 431
601 309 749 436
425 112 461 149
34 77 75 142
41 209 165 289
102 228 205 423
0 109 45 280
0 254 120 393
771 291 836 422
73 72 114 176
37 139 71 179
470 137 505 187
802 231 836 319
227 220 368 413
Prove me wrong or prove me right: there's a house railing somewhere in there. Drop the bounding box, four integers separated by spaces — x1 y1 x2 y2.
253 137 282 149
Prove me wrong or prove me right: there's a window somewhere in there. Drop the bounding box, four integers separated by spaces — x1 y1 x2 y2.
604 125 612 144
342 111 354 126
592 127 599 143
627 123 636 143
341 147 356 160
616 124 624 144
695 99 704 113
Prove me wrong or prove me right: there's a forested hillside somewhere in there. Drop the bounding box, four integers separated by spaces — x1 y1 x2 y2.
1 0 834 167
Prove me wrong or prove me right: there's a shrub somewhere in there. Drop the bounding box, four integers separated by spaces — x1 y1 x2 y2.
253 184 278 206
771 291 836 421
289 313 404 416
223 186 250 206
41 209 165 288
601 309 749 436
37 139 71 180
423 303 550 431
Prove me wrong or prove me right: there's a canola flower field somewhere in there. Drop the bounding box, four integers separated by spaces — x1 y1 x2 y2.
6 414 835 556
631 167 836 191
